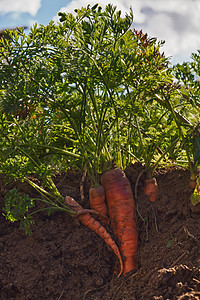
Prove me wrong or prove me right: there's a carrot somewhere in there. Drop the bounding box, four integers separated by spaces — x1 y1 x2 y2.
76 208 109 222
89 185 109 225
189 178 197 189
144 177 158 202
101 167 138 275
64 196 123 277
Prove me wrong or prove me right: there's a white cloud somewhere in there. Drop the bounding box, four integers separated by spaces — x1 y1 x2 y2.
0 0 41 16
133 1 200 63
54 0 200 64
55 0 133 19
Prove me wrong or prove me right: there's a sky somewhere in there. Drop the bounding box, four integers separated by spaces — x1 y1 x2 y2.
0 0 200 65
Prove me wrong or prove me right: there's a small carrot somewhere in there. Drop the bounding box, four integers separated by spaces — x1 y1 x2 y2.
144 177 158 202
64 196 123 277
89 185 109 225
101 167 138 275
189 178 197 189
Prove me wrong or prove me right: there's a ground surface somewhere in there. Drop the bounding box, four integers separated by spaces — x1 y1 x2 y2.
0 164 200 300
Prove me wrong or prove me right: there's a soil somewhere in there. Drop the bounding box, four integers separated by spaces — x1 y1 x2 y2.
0 163 200 300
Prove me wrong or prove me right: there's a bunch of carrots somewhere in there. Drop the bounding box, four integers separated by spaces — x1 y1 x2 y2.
65 167 141 277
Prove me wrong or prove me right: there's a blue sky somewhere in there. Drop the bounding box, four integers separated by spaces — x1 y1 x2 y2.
0 0 200 65
0 0 70 28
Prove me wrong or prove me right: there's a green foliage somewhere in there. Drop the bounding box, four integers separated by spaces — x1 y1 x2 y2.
190 176 200 206
3 189 35 234
171 52 200 176
193 129 200 165
172 51 200 203
0 3 199 225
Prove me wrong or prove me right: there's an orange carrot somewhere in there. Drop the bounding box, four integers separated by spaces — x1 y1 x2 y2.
144 177 158 202
89 186 109 225
189 178 197 189
64 196 123 277
101 167 138 275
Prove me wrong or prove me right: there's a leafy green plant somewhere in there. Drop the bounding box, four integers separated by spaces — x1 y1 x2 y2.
3 189 35 235
171 52 200 195
0 3 198 229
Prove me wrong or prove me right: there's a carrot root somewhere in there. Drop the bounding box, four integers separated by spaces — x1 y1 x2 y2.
64 196 123 277
189 179 197 189
76 208 109 223
144 177 158 202
101 168 138 275
89 186 109 225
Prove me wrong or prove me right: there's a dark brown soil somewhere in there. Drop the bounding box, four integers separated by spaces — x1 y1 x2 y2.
0 164 200 300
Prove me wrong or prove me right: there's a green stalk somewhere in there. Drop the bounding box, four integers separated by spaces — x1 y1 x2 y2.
123 121 163 156
96 93 108 158
25 177 76 214
87 88 100 124
58 104 97 180
134 115 147 167
155 94 192 126
43 176 63 202
87 85 114 172
29 198 76 216
151 137 179 174
132 110 180 178
16 145 62 199
35 144 81 158
24 177 57 202
163 94 196 179
81 48 122 167
13 117 42 166
16 145 41 169
30 206 73 215
124 113 133 168
123 148 141 162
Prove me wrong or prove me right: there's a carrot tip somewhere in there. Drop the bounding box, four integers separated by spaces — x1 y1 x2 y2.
117 270 123 278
